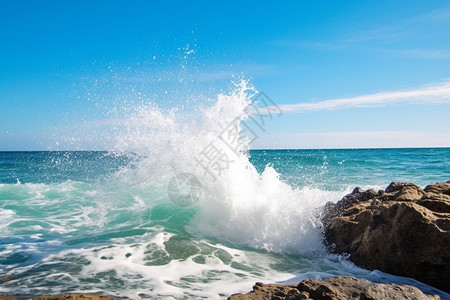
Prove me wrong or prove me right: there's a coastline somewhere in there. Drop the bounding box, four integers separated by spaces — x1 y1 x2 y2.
1 181 449 299
230 180 450 299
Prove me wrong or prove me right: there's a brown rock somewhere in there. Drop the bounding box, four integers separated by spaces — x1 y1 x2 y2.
0 294 17 300
228 283 299 300
323 182 450 293
424 183 450 196
385 182 421 193
395 185 426 201
228 276 440 299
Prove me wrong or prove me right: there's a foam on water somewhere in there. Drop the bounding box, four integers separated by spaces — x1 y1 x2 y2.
109 80 342 254
1 82 449 299
0 208 15 229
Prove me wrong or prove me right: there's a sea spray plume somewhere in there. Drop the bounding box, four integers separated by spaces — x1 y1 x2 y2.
111 79 255 184
110 80 329 255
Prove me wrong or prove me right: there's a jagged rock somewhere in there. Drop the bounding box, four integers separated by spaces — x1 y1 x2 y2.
228 282 300 300
228 276 440 299
323 182 450 293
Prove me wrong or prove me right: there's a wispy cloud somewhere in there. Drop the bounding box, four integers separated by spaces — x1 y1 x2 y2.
272 7 450 60
271 40 347 51
253 130 450 149
348 7 450 42
278 80 450 113
376 48 450 59
412 7 450 24
346 26 404 43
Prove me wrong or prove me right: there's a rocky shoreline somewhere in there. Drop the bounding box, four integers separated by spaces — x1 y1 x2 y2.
232 181 449 299
1 182 449 299
228 276 440 300
323 181 450 293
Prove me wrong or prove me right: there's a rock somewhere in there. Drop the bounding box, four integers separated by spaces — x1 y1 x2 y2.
321 188 378 229
228 276 440 299
323 182 450 293
385 182 421 193
228 283 300 300
0 294 17 300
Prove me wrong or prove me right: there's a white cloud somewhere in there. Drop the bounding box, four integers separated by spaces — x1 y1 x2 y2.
346 26 404 43
412 7 450 24
253 131 450 149
277 80 450 113
377 48 450 59
271 40 347 51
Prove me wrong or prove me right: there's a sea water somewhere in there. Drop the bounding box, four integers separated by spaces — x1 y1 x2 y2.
1 84 449 299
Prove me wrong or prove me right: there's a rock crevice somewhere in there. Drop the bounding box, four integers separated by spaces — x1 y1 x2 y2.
322 182 450 293
228 276 440 300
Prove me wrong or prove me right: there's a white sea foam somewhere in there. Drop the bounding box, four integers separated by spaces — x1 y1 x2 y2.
31 232 357 299
107 80 349 254
0 209 15 229
2 82 448 299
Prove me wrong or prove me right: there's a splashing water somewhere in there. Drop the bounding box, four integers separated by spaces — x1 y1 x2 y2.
0 81 449 299
109 80 328 254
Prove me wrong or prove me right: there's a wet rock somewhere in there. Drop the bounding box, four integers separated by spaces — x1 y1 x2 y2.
228 282 298 300
385 182 420 193
0 294 17 300
228 276 440 299
323 182 450 293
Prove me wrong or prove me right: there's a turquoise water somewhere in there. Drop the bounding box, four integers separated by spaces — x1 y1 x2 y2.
2 148 448 186
0 149 449 299
250 148 450 189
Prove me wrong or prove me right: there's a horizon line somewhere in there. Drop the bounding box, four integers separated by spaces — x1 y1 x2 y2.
1 146 449 152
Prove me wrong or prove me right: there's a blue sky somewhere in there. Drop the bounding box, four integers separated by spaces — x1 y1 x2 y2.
1 0 450 150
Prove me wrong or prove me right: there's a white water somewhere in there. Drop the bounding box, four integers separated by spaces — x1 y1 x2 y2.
1 81 448 299
109 80 342 254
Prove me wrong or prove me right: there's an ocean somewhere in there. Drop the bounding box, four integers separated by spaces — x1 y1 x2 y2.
1 86 449 299
1 149 449 299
